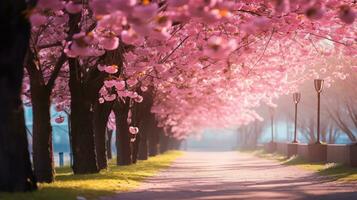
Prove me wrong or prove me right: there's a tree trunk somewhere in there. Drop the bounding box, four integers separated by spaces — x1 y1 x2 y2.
93 102 112 170
0 0 37 191
138 130 148 160
114 101 132 165
169 138 182 150
132 134 140 164
148 124 160 157
69 58 98 174
106 129 113 160
31 88 54 182
136 91 153 160
159 131 169 154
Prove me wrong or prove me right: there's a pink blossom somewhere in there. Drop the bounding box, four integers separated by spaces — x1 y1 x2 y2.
104 80 116 88
141 86 148 92
99 98 105 104
98 64 106 72
129 126 139 135
99 36 119 50
126 78 138 87
204 36 237 59
111 0 136 12
167 0 189 7
30 13 47 27
128 92 139 99
55 116 65 124
104 94 117 101
132 3 158 21
121 29 144 45
352 66 357 72
65 32 105 57
65 2 82 14
274 0 288 14
90 0 111 15
37 0 64 10
114 81 126 91
104 65 119 74
252 17 271 31
134 95 144 103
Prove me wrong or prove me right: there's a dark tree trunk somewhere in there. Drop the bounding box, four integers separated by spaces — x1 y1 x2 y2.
106 129 113 160
25 49 56 182
0 0 37 191
66 13 122 173
146 109 160 157
149 137 159 156
114 101 132 165
138 130 148 160
136 90 153 160
148 124 160 157
169 138 183 150
93 102 112 170
69 58 98 174
159 131 169 154
169 137 182 150
31 88 54 182
132 134 140 164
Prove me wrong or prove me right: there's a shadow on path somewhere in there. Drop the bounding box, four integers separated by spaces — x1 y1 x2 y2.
101 151 357 200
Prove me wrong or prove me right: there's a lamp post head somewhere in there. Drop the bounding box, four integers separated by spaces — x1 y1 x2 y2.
293 92 301 104
314 79 324 93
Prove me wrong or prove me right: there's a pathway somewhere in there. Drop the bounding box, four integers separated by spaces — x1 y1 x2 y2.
102 151 357 200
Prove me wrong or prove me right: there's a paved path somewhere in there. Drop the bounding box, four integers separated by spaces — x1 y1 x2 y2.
102 151 357 200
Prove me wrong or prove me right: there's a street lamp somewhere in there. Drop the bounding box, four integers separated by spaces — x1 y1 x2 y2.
292 92 301 143
269 107 275 142
314 79 324 144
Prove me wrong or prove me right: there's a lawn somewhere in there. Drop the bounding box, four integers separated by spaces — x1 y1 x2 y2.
240 149 357 182
0 151 183 200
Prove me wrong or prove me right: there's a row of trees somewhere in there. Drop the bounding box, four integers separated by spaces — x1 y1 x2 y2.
238 58 357 148
1 0 355 192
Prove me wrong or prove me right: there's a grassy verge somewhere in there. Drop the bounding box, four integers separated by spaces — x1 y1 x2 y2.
0 151 183 200
240 149 357 182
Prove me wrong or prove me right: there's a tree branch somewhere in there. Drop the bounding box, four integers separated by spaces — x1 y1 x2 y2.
159 35 190 64
46 52 67 91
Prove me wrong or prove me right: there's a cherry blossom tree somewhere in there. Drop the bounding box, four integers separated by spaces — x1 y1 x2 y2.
10 0 356 187
0 0 37 192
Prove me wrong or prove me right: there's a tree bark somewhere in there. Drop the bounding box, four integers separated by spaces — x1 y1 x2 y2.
114 101 132 165
106 129 113 160
0 0 37 191
132 134 140 164
159 131 169 154
93 102 112 170
66 17 121 173
138 130 148 160
69 58 99 174
148 122 160 156
136 91 153 160
169 137 182 150
25 49 57 183
30 87 54 182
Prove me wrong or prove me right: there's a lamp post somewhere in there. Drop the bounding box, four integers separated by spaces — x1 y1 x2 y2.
293 92 301 143
269 107 275 143
314 79 324 144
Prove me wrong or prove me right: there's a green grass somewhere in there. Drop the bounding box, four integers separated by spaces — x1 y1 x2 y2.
283 156 357 181
240 149 357 182
0 151 183 200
